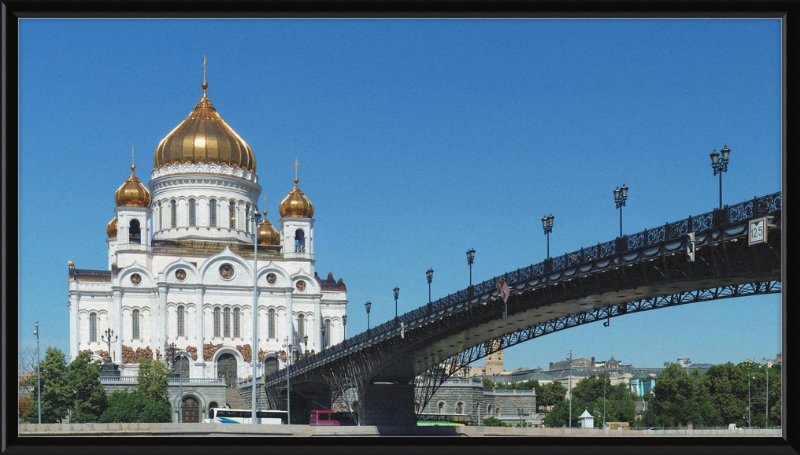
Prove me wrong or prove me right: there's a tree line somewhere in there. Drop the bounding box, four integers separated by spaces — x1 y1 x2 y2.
482 360 780 429
19 348 173 424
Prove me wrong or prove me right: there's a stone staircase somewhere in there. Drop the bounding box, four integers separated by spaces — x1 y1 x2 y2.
226 387 250 410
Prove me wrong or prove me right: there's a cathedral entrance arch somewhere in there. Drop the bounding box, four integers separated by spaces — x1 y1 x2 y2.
217 353 238 386
182 396 200 423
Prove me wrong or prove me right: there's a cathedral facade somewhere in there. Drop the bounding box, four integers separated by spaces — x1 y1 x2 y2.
68 78 348 385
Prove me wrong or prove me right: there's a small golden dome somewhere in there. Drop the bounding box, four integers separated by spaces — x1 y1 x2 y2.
107 216 118 238
153 81 256 173
258 210 281 245
279 177 314 218
114 165 152 207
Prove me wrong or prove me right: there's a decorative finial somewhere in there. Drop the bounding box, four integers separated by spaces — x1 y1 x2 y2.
201 55 208 94
263 195 267 215
294 159 299 184
131 145 136 172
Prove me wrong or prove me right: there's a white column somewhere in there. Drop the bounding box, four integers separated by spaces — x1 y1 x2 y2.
69 293 79 361
158 284 168 357
196 288 205 362
113 289 122 364
314 297 322 351
285 292 294 346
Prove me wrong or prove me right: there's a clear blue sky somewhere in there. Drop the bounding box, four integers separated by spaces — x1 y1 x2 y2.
18 19 782 371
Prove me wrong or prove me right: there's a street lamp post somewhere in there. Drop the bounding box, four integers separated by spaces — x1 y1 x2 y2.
282 336 295 424
710 145 731 210
304 335 308 356
426 269 434 311
166 341 180 422
365 301 372 331
173 341 184 424
34 321 41 424
342 315 347 340
100 328 117 363
613 184 629 238
765 364 770 429
249 208 261 422
321 325 327 350
748 374 754 430
466 248 475 289
603 371 606 429
393 286 400 319
541 214 554 260
568 350 573 429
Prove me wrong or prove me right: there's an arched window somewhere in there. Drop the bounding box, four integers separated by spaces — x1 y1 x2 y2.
158 202 163 230
189 199 196 226
177 305 185 337
132 309 140 339
294 229 305 252
414 403 420 414
456 402 464 414
170 200 177 228
129 219 141 244
487 404 492 414
268 309 275 339
229 202 236 229
89 312 97 342
325 319 331 347
209 199 216 227
438 402 446 414
352 401 359 412
297 314 304 339
223 308 231 337
245 204 250 233
214 308 220 337
233 308 240 337
495 407 500 416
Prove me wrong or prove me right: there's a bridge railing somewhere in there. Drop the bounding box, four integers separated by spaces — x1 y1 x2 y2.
265 192 781 383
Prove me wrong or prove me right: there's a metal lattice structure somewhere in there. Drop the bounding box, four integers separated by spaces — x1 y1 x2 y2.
263 192 781 424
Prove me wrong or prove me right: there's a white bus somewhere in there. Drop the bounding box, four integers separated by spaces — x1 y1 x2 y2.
204 408 288 424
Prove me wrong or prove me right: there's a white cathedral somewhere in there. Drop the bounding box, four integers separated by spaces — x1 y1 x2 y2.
68 78 348 384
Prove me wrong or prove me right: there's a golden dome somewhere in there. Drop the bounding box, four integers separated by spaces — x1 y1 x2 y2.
153 81 256 173
114 165 152 207
107 216 118 238
258 210 281 245
279 178 314 218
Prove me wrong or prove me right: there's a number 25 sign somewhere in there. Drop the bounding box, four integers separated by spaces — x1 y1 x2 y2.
748 217 768 246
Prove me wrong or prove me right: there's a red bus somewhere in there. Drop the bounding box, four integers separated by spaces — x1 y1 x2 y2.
309 410 357 426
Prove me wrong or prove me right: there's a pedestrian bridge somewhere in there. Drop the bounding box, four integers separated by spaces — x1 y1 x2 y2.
263 192 781 425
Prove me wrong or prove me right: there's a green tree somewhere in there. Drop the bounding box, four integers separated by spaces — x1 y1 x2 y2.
542 398 575 428
482 378 496 390
98 390 140 423
539 380 567 411
67 351 107 422
137 357 170 402
135 357 172 423
26 347 71 423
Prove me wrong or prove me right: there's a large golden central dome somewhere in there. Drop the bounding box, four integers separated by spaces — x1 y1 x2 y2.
153 82 256 173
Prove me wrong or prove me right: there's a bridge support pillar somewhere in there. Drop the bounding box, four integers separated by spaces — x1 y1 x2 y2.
362 382 416 426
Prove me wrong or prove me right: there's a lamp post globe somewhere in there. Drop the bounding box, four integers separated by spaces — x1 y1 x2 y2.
466 248 475 288
426 268 434 310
